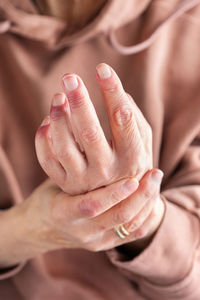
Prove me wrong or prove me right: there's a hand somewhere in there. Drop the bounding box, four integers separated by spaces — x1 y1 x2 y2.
0 168 164 269
35 63 153 195
30 169 163 253
0 175 138 268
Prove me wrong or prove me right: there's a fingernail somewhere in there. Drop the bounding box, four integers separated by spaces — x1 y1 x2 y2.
151 170 164 184
123 178 139 194
96 63 111 79
52 93 65 106
41 116 50 126
63 75 78 91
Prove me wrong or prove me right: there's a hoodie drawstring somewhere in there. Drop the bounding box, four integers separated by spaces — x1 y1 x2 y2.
1 1 200 55
108 0 200 55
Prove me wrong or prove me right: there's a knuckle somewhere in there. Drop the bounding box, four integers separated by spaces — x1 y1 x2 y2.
128 218 139 231
78 198 102 218
96 164 111 182
50 105 66 121
103 81 120 93
113 104 133 129
131 222 139 231
115 208 133 224
56 148 72 161
109 189 122 202
67 89 85 109
135 228 145 239
143 188 154 199
80 126 101 144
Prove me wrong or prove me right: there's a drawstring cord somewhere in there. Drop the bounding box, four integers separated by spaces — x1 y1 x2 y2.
1 0 200 53
108 0 200 55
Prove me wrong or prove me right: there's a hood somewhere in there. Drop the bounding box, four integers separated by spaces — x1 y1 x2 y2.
0 0 200 54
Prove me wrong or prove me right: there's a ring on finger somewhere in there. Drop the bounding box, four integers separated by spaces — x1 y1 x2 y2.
114 224 130 239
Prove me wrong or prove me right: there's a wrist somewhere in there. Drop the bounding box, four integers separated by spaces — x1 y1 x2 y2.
0 202 44 268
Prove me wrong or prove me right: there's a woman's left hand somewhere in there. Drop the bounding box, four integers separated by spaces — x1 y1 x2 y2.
35 63 153 195
35 63 165 248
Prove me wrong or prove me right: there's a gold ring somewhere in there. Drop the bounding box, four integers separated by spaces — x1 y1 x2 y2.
114 225 130 239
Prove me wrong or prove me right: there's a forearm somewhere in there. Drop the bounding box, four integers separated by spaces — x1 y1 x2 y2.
0 203 43 268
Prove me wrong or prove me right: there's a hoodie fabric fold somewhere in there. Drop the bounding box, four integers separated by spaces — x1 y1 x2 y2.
1 0 200 52
0 0 151 47
0 0 200 299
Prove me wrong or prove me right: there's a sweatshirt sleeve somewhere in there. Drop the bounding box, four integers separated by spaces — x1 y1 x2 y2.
105 134 200 300
0 145 27 280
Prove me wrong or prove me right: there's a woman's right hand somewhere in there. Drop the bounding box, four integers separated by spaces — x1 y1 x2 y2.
19 176 139 254
0 176 137 268
0 166 163 268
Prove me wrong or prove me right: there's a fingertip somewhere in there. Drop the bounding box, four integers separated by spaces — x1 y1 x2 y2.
62 74 79 92
62 72 75 81
95 63 124 96
96 63 112 80
150 169 164 184
52 93 66 107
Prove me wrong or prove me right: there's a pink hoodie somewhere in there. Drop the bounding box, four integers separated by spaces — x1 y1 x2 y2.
0 0 200 299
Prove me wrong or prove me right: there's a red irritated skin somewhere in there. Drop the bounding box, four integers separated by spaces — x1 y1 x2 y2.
35 63 165 255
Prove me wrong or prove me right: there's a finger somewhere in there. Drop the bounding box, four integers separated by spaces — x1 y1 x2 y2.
105 206 156 249
135 197 165 238
95 63 141 154
53 177 139 222
128 198 164 241
95 168 164 230
126 92 153 162
50 93 86 174
35 116 66 184
62 73 113 166
86 195 157 246
126 93 149 141
84 203 156 251
124 194 160 233
85 197 164 252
